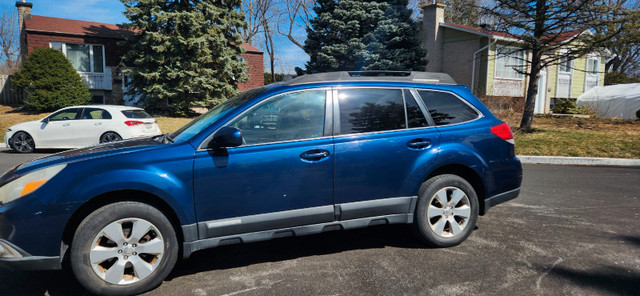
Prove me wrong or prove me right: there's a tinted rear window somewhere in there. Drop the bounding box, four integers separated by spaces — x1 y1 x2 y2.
417 90 479 126
121 110 152 118
338 88 406 134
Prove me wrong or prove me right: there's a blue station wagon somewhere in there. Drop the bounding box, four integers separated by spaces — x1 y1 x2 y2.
0 71 522 295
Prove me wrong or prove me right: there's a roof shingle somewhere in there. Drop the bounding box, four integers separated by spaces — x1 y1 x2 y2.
25 15 262 53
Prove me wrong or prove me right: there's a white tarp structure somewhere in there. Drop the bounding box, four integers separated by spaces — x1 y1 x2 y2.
577 83 640 119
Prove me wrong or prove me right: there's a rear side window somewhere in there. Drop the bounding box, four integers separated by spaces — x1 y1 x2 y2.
121 110 152 119
81 108 112 119
338 88 406 134
417 90 479 126
404 90 429 128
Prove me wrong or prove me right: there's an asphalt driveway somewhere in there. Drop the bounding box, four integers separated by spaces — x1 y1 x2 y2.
0 150 638 295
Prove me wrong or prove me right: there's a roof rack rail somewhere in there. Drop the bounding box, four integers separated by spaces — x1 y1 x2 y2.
284 71 457 85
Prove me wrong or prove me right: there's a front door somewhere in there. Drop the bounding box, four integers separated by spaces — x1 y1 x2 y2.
535 68 547 114
193 89 334 239
37 108 81 148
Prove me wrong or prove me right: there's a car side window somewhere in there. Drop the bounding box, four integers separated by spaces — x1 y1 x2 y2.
48 108 81 121
417 90 479 126
230 90 326 145
404 90 429 128
338 88 406 134
81 108 112 120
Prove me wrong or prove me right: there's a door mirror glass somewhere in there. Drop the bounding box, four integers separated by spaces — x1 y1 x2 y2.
209 126 243 148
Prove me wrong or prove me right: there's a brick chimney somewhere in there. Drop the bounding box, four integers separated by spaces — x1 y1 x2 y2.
421 2 446 72
15 1 33 61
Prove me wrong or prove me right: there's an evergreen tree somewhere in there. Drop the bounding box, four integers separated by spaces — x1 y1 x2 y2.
304 0 426 73
13 48 91 112
363 0 427 70
120 0 248 115
304 0 386 73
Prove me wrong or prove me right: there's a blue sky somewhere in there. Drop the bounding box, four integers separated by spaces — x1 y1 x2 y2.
3 0 308 73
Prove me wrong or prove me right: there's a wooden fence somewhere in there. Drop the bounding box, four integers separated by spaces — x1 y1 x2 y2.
0 75 23 105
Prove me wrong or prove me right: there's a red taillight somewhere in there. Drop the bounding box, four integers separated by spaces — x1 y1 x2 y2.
491 122 514 144
125 120 144 126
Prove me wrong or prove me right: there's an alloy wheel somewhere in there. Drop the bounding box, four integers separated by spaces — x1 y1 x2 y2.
427 186 472 238
89 218 165 285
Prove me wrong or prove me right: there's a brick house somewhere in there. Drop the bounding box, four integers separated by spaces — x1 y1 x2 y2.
421 3 607 114
15 1 264 106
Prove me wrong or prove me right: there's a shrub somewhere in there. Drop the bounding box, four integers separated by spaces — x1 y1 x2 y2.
552 98 592 115
12 48 91 112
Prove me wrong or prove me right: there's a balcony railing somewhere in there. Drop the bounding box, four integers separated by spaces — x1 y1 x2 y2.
78 68 112 90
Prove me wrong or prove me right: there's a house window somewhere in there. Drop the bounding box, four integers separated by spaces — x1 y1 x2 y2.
586 56 599 74
49 42 105 73
559 57 573 73
495 45 524 79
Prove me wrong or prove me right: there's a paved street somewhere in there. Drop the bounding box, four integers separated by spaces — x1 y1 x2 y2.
0 150 639 296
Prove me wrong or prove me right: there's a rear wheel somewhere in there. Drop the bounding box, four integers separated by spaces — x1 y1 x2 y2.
70 202 178 296
100 132 122 143
414 174 479 247
10 131 35 153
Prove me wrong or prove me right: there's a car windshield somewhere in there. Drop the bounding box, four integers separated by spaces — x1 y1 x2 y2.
171 87 269 142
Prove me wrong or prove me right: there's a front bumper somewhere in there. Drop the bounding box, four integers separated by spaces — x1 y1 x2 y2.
0 239 60 270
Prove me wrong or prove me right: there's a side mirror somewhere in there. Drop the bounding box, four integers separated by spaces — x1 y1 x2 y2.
41 117 49 123
209 126 242 148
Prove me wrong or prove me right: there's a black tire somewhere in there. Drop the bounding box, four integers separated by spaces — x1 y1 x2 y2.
70 202 178 296
414 174 479 247
100 132 122 143
10 131 35 153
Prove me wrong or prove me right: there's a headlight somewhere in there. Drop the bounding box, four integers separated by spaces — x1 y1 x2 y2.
6 128 11 132
0 163 66 205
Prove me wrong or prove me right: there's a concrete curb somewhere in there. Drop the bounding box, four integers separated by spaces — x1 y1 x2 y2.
517 155 640 167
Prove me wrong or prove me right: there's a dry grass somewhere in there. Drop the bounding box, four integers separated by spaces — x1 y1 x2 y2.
514 116 640 158
155 116 193 134
0 105 48 140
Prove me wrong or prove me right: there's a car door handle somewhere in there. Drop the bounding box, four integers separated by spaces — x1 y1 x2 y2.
300 149 330 161
407 139 431 149
62 123 71 127
94 123 102 126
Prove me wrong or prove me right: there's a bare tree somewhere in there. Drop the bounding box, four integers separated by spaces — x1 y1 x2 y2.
277 0 313 52
480 0 629 130
240 0 278 80
0 8 20 74
589 0 640 76
240 0 271 44
263 19 276 82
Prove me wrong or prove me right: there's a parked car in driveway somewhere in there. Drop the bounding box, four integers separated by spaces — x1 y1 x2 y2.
0 71 522 296
4 105 162 153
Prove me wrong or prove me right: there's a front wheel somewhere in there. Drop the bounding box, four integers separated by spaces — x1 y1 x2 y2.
10 131 35 153
414 174 479 247
70 202 178 296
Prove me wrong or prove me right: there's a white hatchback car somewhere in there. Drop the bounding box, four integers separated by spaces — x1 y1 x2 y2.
5 105 162 153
